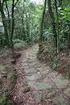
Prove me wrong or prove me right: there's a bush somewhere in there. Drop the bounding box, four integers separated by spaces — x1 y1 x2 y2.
0 96 13 105
13 39 27 49
13 39 24 44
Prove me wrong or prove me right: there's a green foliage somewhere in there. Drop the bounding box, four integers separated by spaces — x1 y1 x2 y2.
58 6 70 50
0 96 13 105
13 1 42 45
0 0 70 49
51 57 61 70
60 7 70 21
13 39 27 49
63 0 70 7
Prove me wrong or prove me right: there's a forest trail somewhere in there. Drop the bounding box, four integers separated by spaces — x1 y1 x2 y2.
12 44 70 105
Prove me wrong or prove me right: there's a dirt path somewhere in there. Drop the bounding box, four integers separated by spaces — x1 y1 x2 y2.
12 44 70 105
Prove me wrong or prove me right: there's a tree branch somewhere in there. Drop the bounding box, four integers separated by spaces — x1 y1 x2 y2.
14 0 20 7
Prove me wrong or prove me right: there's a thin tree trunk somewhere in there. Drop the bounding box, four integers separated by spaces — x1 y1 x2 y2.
26 13 30 43
39 0 47 53
39 0 47 42
48 0 57 53
5 1 11 35
10 0 15 57
0 1 10 47
59 0 62 7
54 0 59 53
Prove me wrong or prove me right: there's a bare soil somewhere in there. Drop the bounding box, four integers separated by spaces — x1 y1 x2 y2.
11 44 70 105
0 45 70 105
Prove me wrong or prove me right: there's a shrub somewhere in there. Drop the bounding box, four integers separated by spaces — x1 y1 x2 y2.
0 96 13 105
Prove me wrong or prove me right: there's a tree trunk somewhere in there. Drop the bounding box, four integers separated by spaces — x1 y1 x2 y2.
48 0 58 53
10 0 15 57
39 0 47 42
0 1 10 47
26 13 30 43
54 0 59 53
39 0 47 53
5 1 11 35
59 0 62 7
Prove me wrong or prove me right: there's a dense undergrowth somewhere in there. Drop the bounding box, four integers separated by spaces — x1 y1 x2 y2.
37 42 70 79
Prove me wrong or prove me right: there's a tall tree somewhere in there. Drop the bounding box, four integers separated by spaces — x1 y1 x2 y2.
0 0 19 57
54 0 59 52
0 0 10 47
10 0 15 57
39 0 47 53
48 0 58 53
